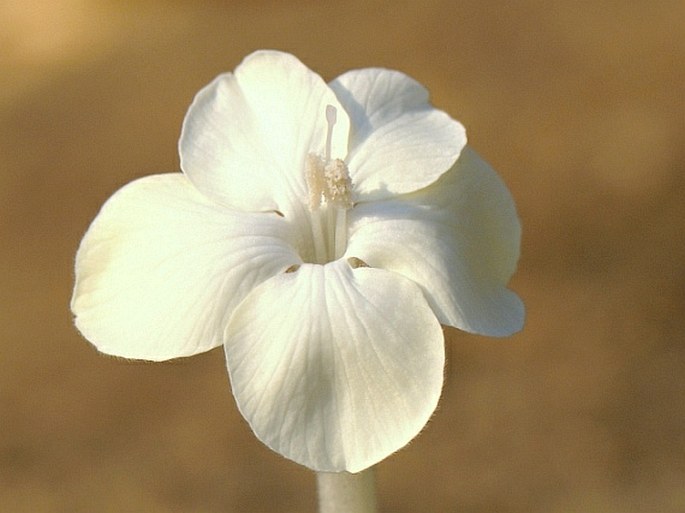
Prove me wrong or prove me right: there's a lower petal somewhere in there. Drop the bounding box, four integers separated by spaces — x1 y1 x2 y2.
224 260 444 472
71 174 300 361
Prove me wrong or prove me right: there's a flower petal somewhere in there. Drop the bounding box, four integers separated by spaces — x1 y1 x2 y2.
329 67 466 201
345 147 524 336
71 174 300 361
224 260 444 472
179 50 350 213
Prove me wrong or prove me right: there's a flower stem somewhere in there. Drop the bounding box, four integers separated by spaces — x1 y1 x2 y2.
316 469 378 513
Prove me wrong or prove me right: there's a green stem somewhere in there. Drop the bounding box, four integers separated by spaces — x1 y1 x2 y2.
316 469 378 513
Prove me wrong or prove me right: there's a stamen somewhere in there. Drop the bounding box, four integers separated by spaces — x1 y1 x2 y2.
305 153 327 262
334 208 348 259
302 104 354 264
305 153 325 210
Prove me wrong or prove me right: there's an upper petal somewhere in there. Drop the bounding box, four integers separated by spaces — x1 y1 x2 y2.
224 260 444 472
179 50 350 213
329 68 466 201
345 146 524 337
71 174 300 361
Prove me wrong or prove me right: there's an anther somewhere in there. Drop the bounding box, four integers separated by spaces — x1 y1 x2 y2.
347 257 369 269
324 159 353 209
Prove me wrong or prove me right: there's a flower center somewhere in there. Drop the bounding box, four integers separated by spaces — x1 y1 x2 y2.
304 105 353 264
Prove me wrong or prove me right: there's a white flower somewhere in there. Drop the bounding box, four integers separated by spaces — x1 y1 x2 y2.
71 50 524 473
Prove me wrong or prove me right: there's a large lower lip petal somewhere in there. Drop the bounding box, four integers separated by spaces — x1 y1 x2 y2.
224 259 445 472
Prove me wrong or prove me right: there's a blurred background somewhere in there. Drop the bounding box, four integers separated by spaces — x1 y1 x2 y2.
2 1 684 512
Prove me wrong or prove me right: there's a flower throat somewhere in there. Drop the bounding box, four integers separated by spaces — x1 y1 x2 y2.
304 105 353 264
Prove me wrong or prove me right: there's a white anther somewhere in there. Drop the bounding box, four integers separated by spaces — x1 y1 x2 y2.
324 159 353 209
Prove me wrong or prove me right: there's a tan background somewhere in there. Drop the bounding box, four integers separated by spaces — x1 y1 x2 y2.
2 1 684 512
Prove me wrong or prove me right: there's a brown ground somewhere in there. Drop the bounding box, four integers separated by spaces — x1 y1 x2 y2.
2 1 684 512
